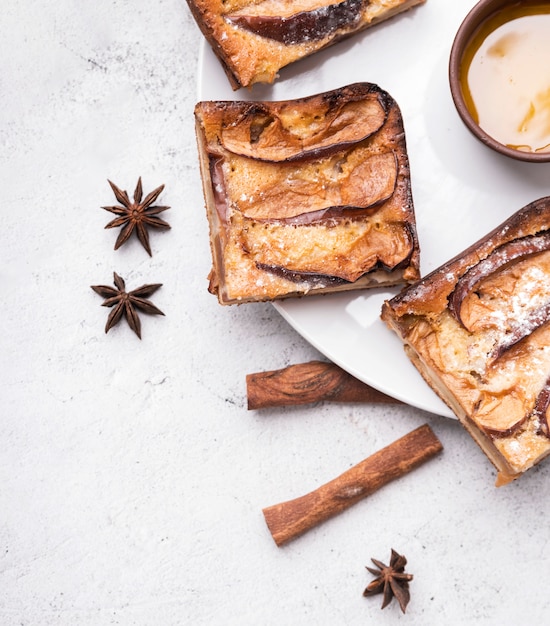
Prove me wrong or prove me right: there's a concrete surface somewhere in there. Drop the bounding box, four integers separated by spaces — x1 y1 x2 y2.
3 1 550 624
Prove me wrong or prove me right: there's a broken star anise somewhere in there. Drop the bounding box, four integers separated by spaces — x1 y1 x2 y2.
91 272 164 339
363 549 413 613
102 177 170 256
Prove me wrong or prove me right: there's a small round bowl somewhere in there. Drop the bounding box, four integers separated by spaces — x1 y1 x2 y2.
449 0 550 163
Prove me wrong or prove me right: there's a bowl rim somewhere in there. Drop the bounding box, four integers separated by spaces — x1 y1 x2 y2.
449 0 550 163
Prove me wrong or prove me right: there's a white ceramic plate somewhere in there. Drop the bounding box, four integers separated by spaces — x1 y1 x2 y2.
196 0 550 417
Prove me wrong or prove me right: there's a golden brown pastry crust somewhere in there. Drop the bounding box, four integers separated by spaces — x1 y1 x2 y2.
194 82 420 304
381 197 550 484
186 0 427 89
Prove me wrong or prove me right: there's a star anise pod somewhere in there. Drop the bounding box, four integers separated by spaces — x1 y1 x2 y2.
363 549 413 613
102 177 170 256
91 272 164 339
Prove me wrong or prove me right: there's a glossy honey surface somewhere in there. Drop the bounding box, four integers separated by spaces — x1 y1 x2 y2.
460 1 550 153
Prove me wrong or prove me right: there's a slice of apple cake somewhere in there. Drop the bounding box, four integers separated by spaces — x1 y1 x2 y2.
194 82 420 304
382 196 550 484
186 0 427 89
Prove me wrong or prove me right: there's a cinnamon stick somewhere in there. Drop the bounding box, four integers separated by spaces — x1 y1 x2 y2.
247 360 402 410
262 424 443 546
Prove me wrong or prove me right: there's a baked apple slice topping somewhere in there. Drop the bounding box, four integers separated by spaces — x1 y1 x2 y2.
208 149 397 225
218 95 387 162
472 392 531 439
472 316 550 436
237 151 398 222
476 374 550 439
448 232 550 360
490 300 550 360
531 377 550 437
226 0 364 46
244 219 415 283
255 264 350 286
449 232 550 328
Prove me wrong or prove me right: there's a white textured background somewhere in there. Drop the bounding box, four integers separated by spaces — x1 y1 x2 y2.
3 1 550 624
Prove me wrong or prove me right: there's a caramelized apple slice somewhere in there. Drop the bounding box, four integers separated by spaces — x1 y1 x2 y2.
473 319 550 436
472 392 531 438
478 375 550 439
226 0 363 45
532 377 550 437
218 96 387 162
239 214 414 282
255 263 350 286
238 151 398 221
448 232 550 328
490 300 550 360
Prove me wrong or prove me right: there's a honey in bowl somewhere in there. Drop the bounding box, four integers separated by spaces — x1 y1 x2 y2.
460 1 550 154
